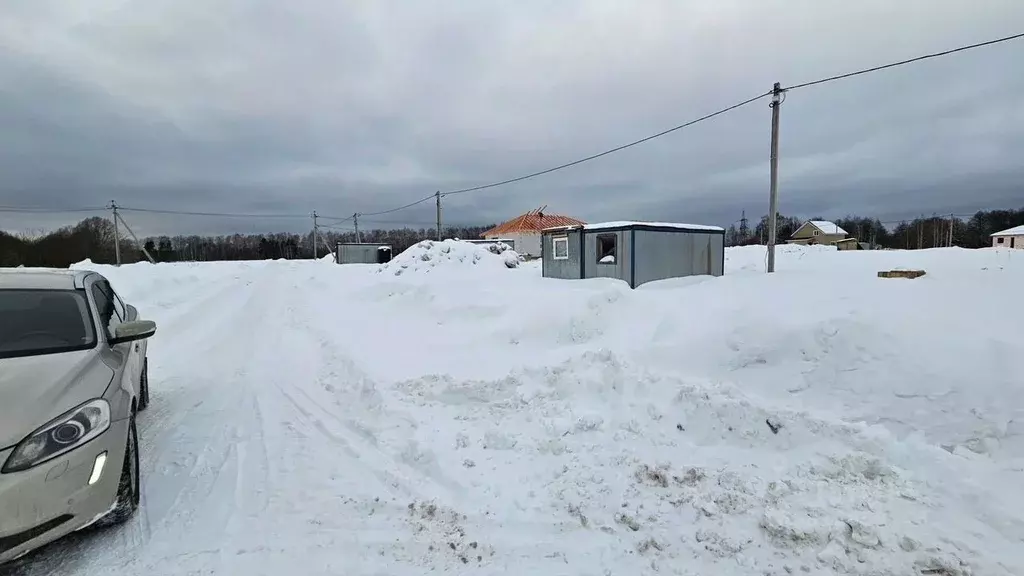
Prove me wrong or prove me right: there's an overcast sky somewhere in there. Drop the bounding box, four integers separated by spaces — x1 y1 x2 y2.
2 0 1023 237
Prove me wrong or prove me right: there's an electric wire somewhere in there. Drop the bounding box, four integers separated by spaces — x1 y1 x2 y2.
119 206 310 219
0 205 107 214
783 32 1024 91
440 91 773 197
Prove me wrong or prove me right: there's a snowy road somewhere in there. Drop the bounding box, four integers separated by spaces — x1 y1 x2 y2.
11 263 467 574
7 243 1024 575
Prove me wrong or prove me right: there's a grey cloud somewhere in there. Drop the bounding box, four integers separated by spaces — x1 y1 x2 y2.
1 0 1023 238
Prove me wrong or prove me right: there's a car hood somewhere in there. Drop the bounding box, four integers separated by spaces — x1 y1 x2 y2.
0 350 113 449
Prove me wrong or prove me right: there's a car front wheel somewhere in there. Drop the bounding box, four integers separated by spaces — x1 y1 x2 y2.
97 414 140 526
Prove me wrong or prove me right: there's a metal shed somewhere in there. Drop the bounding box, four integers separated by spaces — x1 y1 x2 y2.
540 221 725 288
336 242 393 264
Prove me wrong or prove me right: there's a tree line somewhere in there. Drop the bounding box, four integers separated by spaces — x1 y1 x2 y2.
727 207 1024 250
2 207 1022 268
0 216 495 267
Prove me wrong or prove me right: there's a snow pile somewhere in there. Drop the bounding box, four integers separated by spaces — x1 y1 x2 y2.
15 245 1024 576
377 239 521 276
390 351 1011 574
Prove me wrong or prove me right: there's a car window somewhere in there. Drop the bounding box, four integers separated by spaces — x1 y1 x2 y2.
0 289 97 359
91 282 122 338
110 285 127 321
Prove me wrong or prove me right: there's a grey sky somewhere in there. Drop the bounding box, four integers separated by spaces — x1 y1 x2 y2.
1 0 1023 237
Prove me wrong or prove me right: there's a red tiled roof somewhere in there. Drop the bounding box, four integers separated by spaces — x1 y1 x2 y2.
481 207 585 238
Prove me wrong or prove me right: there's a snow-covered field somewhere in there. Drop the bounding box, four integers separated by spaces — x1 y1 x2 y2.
9 241 1024 575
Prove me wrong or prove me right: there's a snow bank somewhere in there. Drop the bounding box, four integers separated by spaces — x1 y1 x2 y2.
389 351 1017 574
377 239 521 276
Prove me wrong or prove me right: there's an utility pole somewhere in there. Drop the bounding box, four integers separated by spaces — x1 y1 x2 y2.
353 213 361 243
766 82 784 273
948 213 955 247
114 212 156 264
312 210 319 259
435 191 442 241
110 200 122 266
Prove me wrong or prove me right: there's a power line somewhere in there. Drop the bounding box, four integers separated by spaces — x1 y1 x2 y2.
118 206 312 219
319 214 354 225
363 32 1024 218
441 91 773 197
357 194 437 217
0 205 106 214
319 222 355 231
784 32 1024 91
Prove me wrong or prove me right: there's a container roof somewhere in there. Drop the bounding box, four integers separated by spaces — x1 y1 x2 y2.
543 220 724 233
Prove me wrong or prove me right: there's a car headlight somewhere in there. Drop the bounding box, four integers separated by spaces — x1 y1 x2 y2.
2 399 111 474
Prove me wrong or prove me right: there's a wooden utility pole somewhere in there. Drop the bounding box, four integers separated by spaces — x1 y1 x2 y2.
110 200 121 266
115 212 156 263
353 213 361 243
435 191 442 241
766 82 784 273
312 210 319 259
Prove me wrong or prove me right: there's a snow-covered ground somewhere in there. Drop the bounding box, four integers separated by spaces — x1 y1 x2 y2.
9 241 1024 575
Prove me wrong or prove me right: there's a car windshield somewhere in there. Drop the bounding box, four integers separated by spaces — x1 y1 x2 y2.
0 289 96 359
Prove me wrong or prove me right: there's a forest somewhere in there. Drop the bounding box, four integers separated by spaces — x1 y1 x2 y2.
1 208 1022 268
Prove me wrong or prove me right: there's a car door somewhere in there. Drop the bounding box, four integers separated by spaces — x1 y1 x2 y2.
109 284 144 384
89 278 139 399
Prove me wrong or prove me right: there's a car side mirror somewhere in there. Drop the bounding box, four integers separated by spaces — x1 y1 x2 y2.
110 320 157 345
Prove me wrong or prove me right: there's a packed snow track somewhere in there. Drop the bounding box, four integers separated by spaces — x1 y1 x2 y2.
6 241 1024 575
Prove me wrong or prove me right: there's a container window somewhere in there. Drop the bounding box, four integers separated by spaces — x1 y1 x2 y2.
997 237 1004 244
552 236 569 260
596 234 617 264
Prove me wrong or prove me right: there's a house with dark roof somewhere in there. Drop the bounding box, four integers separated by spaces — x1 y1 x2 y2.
480 206 585 258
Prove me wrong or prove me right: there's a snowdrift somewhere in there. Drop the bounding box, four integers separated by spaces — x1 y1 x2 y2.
377 239 521 276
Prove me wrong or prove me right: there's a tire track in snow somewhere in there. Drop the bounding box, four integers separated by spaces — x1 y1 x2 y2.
282 273 468 502
261 283 431 502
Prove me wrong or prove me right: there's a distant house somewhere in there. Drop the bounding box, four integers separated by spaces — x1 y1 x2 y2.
788 220 849 246
991 225 1024 249
481 206 585 258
